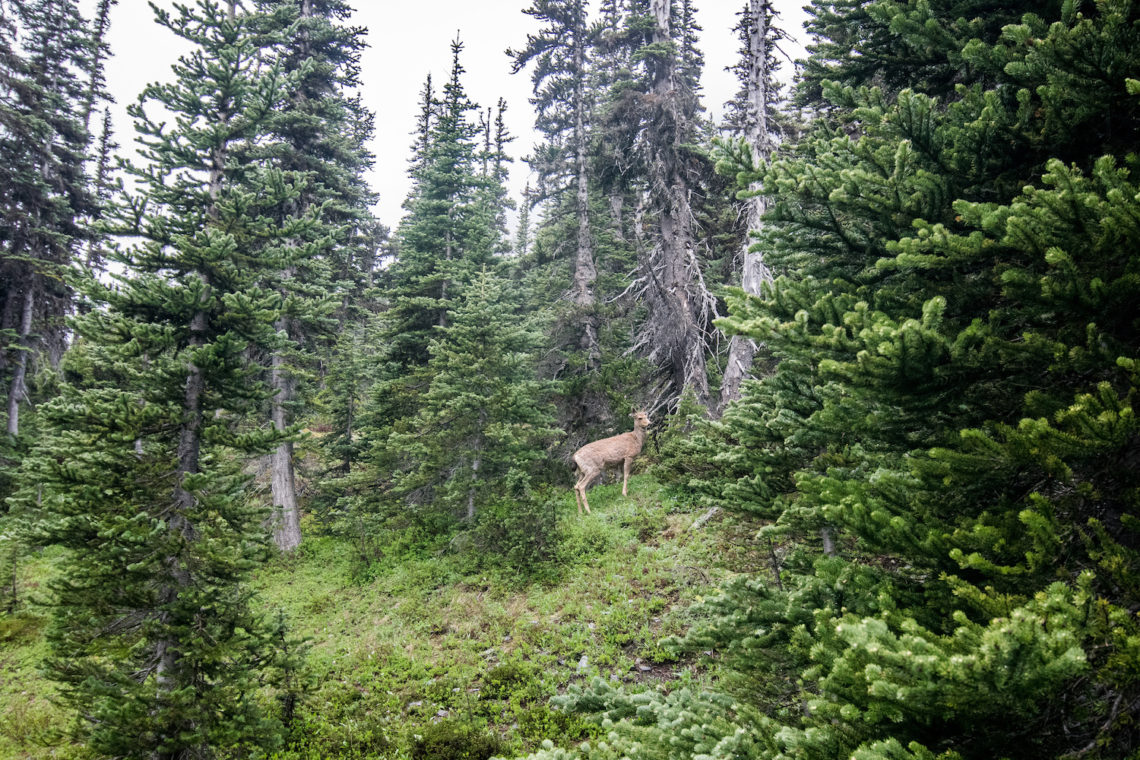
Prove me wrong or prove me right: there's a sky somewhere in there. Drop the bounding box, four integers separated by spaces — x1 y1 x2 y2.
88 0 809 230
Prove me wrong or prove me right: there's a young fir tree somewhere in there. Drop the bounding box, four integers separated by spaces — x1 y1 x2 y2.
386 268 560 526
351 39 509 537
532 2 1140 759
9 2 305 754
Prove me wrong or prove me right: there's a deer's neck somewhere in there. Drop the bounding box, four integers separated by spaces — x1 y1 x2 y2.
630 426 647 453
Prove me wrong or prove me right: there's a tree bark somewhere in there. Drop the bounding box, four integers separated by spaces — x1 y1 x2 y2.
718 0 777 415
5 284 35 437
270 328 301 552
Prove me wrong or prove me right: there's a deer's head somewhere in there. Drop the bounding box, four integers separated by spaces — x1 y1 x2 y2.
631 410 651 430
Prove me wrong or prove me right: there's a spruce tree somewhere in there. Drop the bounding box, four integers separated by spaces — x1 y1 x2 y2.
9 2 303 754
602 0 718 408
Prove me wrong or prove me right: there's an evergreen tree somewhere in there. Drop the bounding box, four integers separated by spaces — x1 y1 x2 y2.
510 0 601 373
0 0 101 437
384 37 493 369
716 0 786 413
250 0 381 551
9 2 304 753
386 268 560 526
603 0 718 409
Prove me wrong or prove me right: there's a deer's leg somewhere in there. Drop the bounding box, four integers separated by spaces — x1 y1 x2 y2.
575 468 595 515
622 458 633 496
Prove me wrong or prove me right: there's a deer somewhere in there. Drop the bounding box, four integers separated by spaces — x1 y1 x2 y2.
572 410 652 515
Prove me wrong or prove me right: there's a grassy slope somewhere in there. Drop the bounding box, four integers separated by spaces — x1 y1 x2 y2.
0 476 759 759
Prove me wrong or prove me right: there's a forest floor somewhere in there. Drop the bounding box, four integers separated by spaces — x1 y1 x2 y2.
0 476 763 759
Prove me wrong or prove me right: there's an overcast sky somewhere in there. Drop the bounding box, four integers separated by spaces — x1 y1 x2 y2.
86 0 808 229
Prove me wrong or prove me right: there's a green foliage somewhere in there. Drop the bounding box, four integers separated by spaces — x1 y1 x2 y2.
409 719 507 760
1 3 322 756
381 269 561 529
469 495 564 575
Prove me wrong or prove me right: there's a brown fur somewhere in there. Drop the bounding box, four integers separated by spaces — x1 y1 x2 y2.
572 411 651 515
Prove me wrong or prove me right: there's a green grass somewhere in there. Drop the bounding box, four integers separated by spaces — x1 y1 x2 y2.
0 476 759 759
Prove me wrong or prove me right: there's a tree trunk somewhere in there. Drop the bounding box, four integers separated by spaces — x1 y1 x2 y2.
571 22 599 369
640 0 715 408
6 284 35 437
718 0 777 414
466 453 481 522
270 332 301 552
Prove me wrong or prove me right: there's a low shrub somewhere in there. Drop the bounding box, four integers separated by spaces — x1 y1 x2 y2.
409 719 506 760
470 494 562 573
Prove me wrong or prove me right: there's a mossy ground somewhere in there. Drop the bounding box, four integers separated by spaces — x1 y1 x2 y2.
0 476 763 759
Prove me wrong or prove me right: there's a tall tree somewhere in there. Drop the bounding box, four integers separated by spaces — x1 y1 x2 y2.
11 2 304 754
611 0 718 409
0 0 100 437
251 0 381 552
715 0 785 413
510 0 599 368
385 37 492 369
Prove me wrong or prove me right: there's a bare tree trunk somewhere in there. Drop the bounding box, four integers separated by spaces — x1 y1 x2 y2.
718 0 777 414
466 452 481 522
6 285 35 436
270 333 301 552
821 526 836 557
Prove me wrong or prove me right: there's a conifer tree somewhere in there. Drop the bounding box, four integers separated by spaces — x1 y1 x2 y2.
538 2 1140 759
510 0 600 370
251 0 381 551
606 0 718 408
716 0 786 413
387 268 559 526
0 0 100 437
385 37 492 369
9 2 304 753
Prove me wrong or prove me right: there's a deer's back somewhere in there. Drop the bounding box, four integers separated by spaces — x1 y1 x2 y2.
574 431 642 467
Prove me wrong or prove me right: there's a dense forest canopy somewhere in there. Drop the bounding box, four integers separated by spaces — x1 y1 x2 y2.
0 1 1137 759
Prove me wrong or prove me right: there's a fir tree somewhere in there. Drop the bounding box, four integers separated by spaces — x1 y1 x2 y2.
9 2 304 753
716 0 786 413
604 0 718 409
386 268 560 525
385 36 492 369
